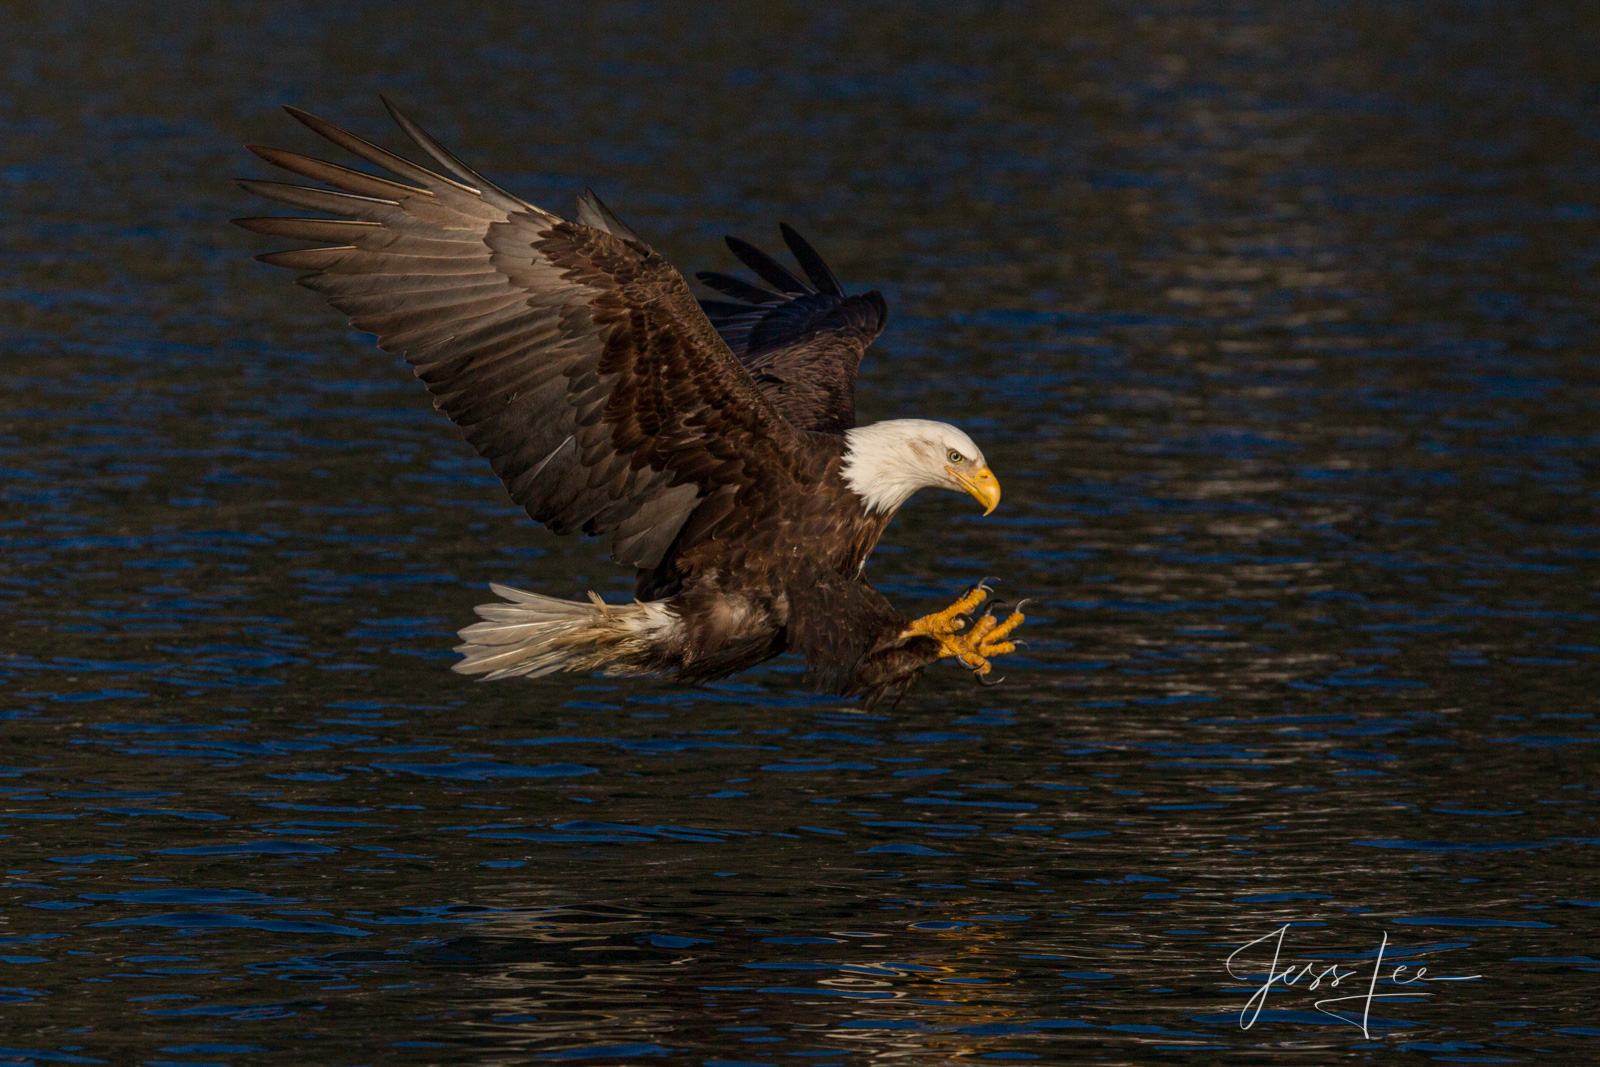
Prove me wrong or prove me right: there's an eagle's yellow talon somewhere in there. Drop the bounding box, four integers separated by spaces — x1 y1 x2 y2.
902 587 1025 683
982 609 1026 649
906 601 1027 682
902 584 990 639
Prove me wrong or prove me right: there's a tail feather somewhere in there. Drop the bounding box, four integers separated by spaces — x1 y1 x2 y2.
453 583 676 681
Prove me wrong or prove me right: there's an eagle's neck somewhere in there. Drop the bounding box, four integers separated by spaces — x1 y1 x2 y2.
840 419 946 517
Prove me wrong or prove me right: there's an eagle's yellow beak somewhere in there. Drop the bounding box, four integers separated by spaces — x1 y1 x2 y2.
948 465 1001 515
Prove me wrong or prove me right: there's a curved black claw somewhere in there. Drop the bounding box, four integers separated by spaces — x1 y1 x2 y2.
975 670 1006 687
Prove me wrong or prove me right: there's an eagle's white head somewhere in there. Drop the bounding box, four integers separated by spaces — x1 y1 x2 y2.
840 419 1001 517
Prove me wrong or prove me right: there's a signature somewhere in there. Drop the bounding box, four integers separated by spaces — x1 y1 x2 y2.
1226 925 1482 1038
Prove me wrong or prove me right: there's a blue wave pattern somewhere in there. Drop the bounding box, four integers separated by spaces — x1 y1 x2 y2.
2 2 1598 1064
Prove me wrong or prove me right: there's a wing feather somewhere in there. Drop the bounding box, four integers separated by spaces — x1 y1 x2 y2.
257 246 357 271
780 222 845 297
378 94 535 213
233 216 381 242
245 145 423 200
281 105 485 199
237 100 808 570
696 226 887 435
574 188 643 244
695 271 783 305
236 179 402 220
726 235 808 294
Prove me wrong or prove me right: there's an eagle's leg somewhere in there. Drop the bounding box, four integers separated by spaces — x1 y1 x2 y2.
964 606 1026 673
918 602 1027 677
901 581 992 639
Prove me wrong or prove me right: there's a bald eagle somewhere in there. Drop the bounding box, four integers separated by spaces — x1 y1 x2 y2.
235 99 1026 707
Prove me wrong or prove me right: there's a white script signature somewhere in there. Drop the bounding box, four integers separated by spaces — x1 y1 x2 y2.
1226 925 1482 1038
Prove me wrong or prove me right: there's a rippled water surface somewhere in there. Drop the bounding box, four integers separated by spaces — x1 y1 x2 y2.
3 2 1599 1063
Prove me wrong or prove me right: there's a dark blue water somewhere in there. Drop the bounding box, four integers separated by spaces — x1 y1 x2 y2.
3 2 1598 1063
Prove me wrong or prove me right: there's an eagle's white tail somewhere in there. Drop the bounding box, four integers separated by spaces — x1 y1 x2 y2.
453 583 677 681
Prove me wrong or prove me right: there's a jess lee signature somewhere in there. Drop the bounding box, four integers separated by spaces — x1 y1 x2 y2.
1227 925 1483 1038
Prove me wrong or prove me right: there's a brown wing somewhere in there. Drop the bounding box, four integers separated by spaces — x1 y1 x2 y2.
696 224 887 435
235 98 807 569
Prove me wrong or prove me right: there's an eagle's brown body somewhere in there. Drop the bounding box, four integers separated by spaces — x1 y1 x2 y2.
236 99 1009 706
634 435 900 691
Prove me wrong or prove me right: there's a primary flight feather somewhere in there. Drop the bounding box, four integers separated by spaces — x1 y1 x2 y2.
236 97 1025 707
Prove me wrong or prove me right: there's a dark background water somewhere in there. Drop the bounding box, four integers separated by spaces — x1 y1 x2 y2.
2 1 1598 1063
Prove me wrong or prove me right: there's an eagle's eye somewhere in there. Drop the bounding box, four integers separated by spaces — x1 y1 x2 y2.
947 449 964 465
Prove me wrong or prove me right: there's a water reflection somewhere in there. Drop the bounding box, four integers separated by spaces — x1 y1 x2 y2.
3 0 1599 1063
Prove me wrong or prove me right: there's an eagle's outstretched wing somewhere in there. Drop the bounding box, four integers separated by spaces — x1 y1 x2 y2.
696 226 887 436
235 98 805 570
